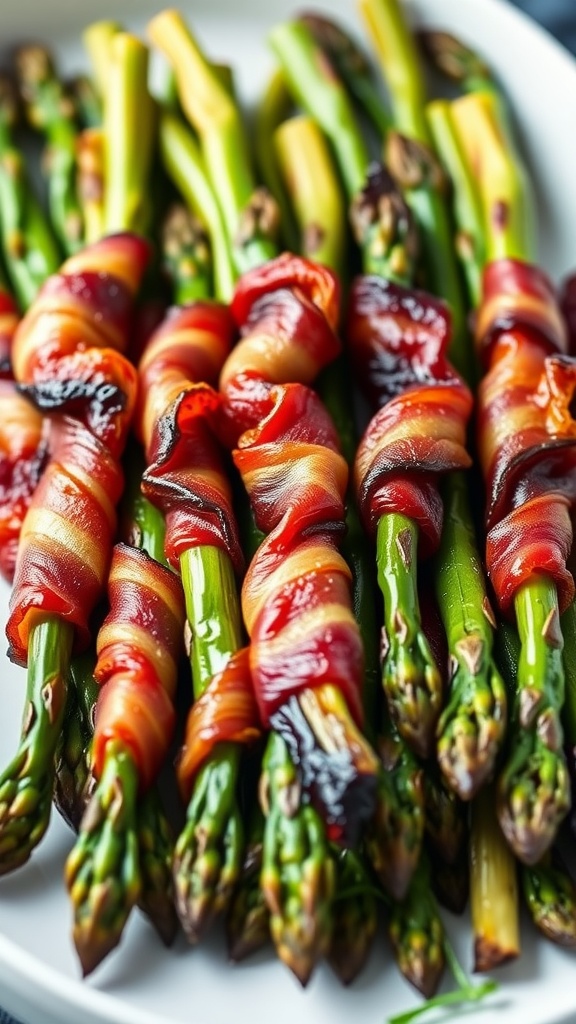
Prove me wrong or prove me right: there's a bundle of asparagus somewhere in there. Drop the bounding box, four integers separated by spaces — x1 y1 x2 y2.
1 1 576 1022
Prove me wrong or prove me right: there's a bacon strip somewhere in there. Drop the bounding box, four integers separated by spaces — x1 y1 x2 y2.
476 259 576 613
0 285 47 581
176 647 260 800
92 543 186 790
6 234 149 663
138 301 243 573
348 275 473 556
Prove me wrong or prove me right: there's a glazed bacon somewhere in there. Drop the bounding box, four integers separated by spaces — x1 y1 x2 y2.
6 233 149 663
475 258 576 614
135 300 260 795
137 301 243 572
348 275 473 555
0 286 47 582
220 254 365 731
92 543 186 791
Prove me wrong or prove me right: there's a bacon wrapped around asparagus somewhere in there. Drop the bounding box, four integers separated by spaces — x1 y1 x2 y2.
0 229 149 873
450 89 573 864
220 253 378 837
137 229 261 942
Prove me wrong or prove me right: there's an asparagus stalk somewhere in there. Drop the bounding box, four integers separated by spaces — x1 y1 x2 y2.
0 619 73 872
358 0 470 378
15 45 84 254
158 107 235 303
254 69 300 253
275 115 381 981
328 847 378 984
299 12 390 136
175 548 246 943
387 856 445 998
522 849 576 948
450 89 570 862
470 785 520 971
103 34 155 238
82 20 123 100
226 801 270 962
63 34 158 974
54 653 98 832
0 75 62 309
149 9 278 279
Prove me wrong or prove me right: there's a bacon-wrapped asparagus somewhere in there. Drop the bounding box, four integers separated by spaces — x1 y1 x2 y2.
0 31 153 875
0 231 148 874
450 88 572 864
136 208 260 942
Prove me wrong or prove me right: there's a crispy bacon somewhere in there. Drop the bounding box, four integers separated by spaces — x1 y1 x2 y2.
476 259 576 613
92 543 185 789
138 302 243 572
11 233 149 457
6 234 149 663
348 275 473 555
219 254 365 730
0 285 47 581
7 416 123 664
176 647 260 800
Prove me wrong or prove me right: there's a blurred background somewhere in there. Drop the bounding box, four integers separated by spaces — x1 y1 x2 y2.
512 0 576 53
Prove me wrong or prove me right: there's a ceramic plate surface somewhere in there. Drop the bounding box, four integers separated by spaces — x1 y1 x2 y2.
1 1 576 1022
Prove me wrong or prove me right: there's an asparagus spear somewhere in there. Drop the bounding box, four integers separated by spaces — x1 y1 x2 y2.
522 849 576 948
53 653 98 832
470 784 520 971
275 114 380 982
498 615 576 948
62 33 157 974
55 457 177 951
388 855 445 998
299 12 390 137
450 88 570 862
254 69 299 254
328 846 378 984
0 74 62 309
15 45 84 255
226 801 270 962
65 463 179 973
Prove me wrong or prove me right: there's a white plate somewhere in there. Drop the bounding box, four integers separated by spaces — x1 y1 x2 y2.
1 1 576 1022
